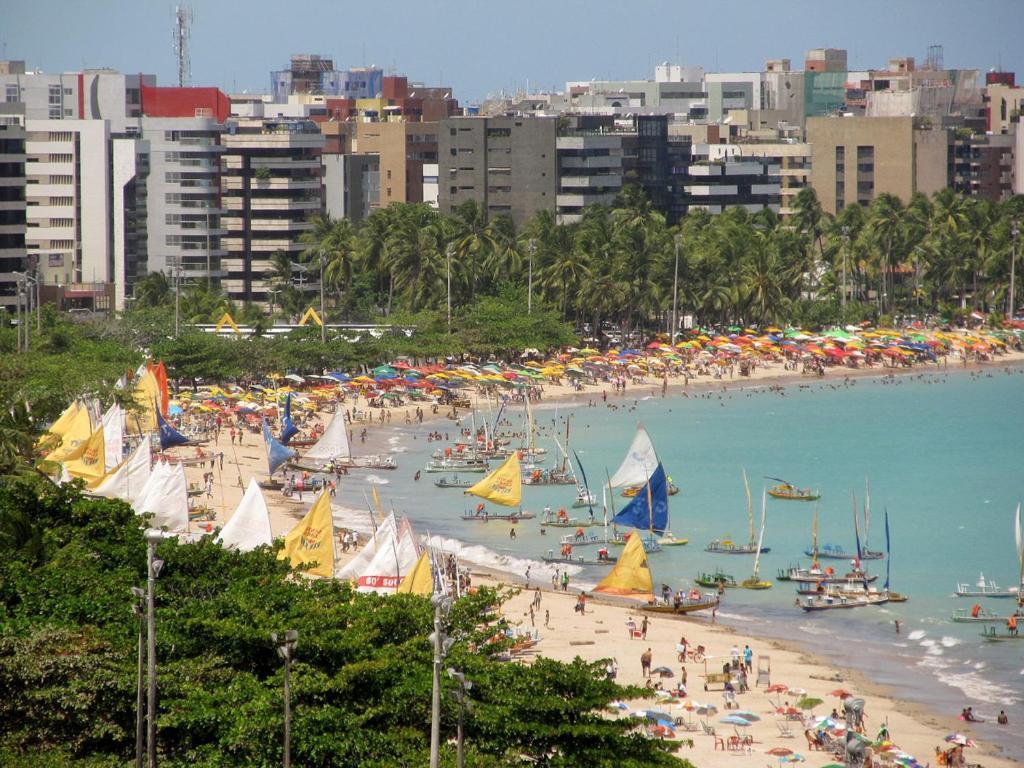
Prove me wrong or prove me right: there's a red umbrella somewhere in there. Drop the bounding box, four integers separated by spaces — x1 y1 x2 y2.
766 684 789 694
767 748 795 757
829 689 853 699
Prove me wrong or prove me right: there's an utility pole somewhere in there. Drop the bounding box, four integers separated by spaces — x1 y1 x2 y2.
446 244 454 333
447 668 473 768
131 587 146 768
528 238 536 314
15 282 22 353
144 530 165 768
173 264 181 338
1009 220 1020 320
841 226 850 314
319 250 326 344
272 630 299 768
671 233 681 346
428 594 454 768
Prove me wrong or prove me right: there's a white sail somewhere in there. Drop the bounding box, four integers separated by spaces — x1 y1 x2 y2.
91 439 151 505
1016 503 1023 586
217 478 272 551
134 460 189 532
356 524 420 594
337 513 396 580
608 424 658 488
753 490 767 579
303 412 351 463
101 403 124 471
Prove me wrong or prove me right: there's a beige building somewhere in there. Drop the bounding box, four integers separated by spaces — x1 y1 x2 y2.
734 141 811 217
806 116 948 214
984 84 1024 135
354 120 438 208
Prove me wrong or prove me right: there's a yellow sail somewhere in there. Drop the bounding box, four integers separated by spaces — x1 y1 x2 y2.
464 452 521 507
126 370 160 433
397 550 434 595
43 405 93 464
594 532 654 600
63 426 106 483
277 490 335 577
36 400 82 451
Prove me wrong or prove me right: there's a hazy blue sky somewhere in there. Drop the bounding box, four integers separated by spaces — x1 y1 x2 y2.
3 0 1021 101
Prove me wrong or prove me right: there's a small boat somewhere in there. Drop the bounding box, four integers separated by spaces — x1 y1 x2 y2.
540 546 616 566
540 509 598 528
424 458 489 473
799 593 871 611
950 606 1007 623
778 565 878 584
766 477 820 501
738 490 772 589
641 594 719 615
558 533 605 547
809 543 884 561
607 531 663 553
706 470 769 554
571 487 598 509
460 509 535 522
622 482 679 498
434 475 475 488
980 625 1024 641
695 571 737 589
522 468 575 486
656 531 689 546
954 573 1021 599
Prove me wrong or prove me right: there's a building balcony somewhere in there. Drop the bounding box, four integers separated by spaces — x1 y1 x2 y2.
26 183 75 198
750 183 782 195
0 153 26 164
559 154 624 170
559 175 623 189
26 205 76 219
28 161 75 176
686 184 738 196
26 140 74 154
556 136 622 151
687 164 721 177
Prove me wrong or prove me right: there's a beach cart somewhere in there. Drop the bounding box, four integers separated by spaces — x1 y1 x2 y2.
756 655 771 687
702 658 733 692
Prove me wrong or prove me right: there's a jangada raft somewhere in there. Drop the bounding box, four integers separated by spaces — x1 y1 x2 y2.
459 452 534 521
765 476 820 501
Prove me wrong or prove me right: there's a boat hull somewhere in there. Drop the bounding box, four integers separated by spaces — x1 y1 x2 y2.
461 511 535 522
641 600 718 615
707 543 770 555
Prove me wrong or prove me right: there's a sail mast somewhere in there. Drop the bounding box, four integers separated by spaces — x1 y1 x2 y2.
864 476 871 550
752 489 767 580
884 507 891 592
811 504 819 569
743 468 754 547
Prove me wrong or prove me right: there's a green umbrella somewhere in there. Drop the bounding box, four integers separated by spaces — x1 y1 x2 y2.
797 697 824 711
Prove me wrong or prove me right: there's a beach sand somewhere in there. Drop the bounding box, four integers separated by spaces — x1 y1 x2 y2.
174 347 1024 768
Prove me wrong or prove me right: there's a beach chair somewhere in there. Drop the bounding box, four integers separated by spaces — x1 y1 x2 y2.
756 655 771 687
701 721 725 751
776 720 795 738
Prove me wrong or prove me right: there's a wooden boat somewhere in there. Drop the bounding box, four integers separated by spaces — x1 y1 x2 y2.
641 595 719 615
950 607 1008 623
434 476 475 488
460 509 535 522
571 488 598 509
557 533 605 547
706 539 769 554
424 458 489 473
766 478 820 501
258 479 284 490
779 565 878 584
954 573 1021 599
738 490 772 589
799 593 871 611
808 543 884 561
622 482 679 498
540 547 616 566
522 468 575 486
656 532 689 546
980 625 1024 641
695 571 737 589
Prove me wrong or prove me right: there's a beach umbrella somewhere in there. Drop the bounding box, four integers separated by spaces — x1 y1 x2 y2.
696 703 718 716
766 684 789 693
720 715 752 726
650 665 674 678
828 689 853 698
780 755 805 763
732 710 761 721
788 687 807 697
944 734 975 747
796 697 823 713
767 748 795 757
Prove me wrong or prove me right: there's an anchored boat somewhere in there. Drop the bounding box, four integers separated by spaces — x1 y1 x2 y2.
706 469 769 555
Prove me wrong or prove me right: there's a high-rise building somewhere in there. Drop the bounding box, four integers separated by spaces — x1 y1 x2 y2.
0 115 26 311
271 55 340 102
354 120 438 207
806 115 949 214
220 118 324 303
438 116 557 226
556 115 623 224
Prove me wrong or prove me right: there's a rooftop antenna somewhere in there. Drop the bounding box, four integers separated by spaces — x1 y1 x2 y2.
172 5 194 87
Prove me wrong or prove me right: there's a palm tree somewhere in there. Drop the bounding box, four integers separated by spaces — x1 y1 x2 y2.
791 188 830 296
134 271 172 308
867 194 905 314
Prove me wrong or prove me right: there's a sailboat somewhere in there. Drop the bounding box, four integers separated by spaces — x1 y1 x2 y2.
739 490 772 589
804 493 884 560
608 424 685 547
766 476 820 501
259 417 296 489
862 478 884 559
460 452 534 521
706 469 770 554
571 450 597 510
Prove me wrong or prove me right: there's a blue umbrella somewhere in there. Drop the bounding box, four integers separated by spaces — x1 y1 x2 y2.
720 715 752 726
733 710 761 722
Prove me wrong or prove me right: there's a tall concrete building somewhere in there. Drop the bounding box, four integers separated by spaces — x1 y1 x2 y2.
806 115 949 214
438 116 557 226
556 115 623 223
220 118 324 303
0 115 26 311
354 120 438 207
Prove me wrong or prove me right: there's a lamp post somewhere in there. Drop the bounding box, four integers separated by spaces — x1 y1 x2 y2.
268 289 281 318
528 238 536 314
272 630 299 768
447 668 473 768
446 244 454 333
144 530 166 768
671 233 682 345
1009 220 1020 320
131 586 146 768
318 249 326 344
428 594 454 768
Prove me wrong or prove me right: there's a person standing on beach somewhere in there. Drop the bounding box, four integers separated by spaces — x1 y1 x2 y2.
640 615 649 639
561 572 569 592
529 605 535 627
640 648 652 678
533 588 541 610
544 609 550 628
743 644 753 673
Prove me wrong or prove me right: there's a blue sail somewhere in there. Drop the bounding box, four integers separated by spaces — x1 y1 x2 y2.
157 407 189 450
611 463 669 534
280 393 299 445
884 509 891 592
263 417 296 477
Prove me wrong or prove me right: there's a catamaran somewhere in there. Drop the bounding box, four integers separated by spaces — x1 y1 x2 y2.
739 490 772 590
706 469 770 555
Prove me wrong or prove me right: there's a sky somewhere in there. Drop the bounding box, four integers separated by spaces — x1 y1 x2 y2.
3 0 1022 102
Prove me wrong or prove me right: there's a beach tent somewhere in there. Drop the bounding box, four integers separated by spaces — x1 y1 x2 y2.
277 490 334 577
91 439 151 503
356 521 419 594
101 403 124 471
134 460 189 532
608 424 659 488
337 513 396 580
217 478 273 551
594 532 654 600
303 411 350 464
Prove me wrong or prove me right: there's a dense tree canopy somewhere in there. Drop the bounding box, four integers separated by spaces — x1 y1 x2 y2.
0 478 688 767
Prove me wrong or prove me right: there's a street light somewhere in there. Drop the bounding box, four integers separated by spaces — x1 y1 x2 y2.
446 244 454 334
272 630 299 768
447 668 473 768
131 586 146 768
1009 220 1020 320
318 249 326 344
428 593 455 768
671 233 682 345
144 529 166 768
528 238 536 315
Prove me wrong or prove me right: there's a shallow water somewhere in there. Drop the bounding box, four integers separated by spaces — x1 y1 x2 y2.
334 366 1024 758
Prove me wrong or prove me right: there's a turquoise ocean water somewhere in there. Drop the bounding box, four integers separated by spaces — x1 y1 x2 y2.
334 366 1024 757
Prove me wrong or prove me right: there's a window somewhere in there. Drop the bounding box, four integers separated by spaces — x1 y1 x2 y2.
449 186 458 194
5 85 18 102
48 254 64 267
487 128 511 138
63 87 73 96
450 128 457 136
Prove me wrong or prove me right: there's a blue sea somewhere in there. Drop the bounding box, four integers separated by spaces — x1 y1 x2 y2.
334 366 1024 758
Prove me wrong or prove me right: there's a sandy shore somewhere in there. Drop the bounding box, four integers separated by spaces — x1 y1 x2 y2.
478 574 1017 768
171 347 1024 767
